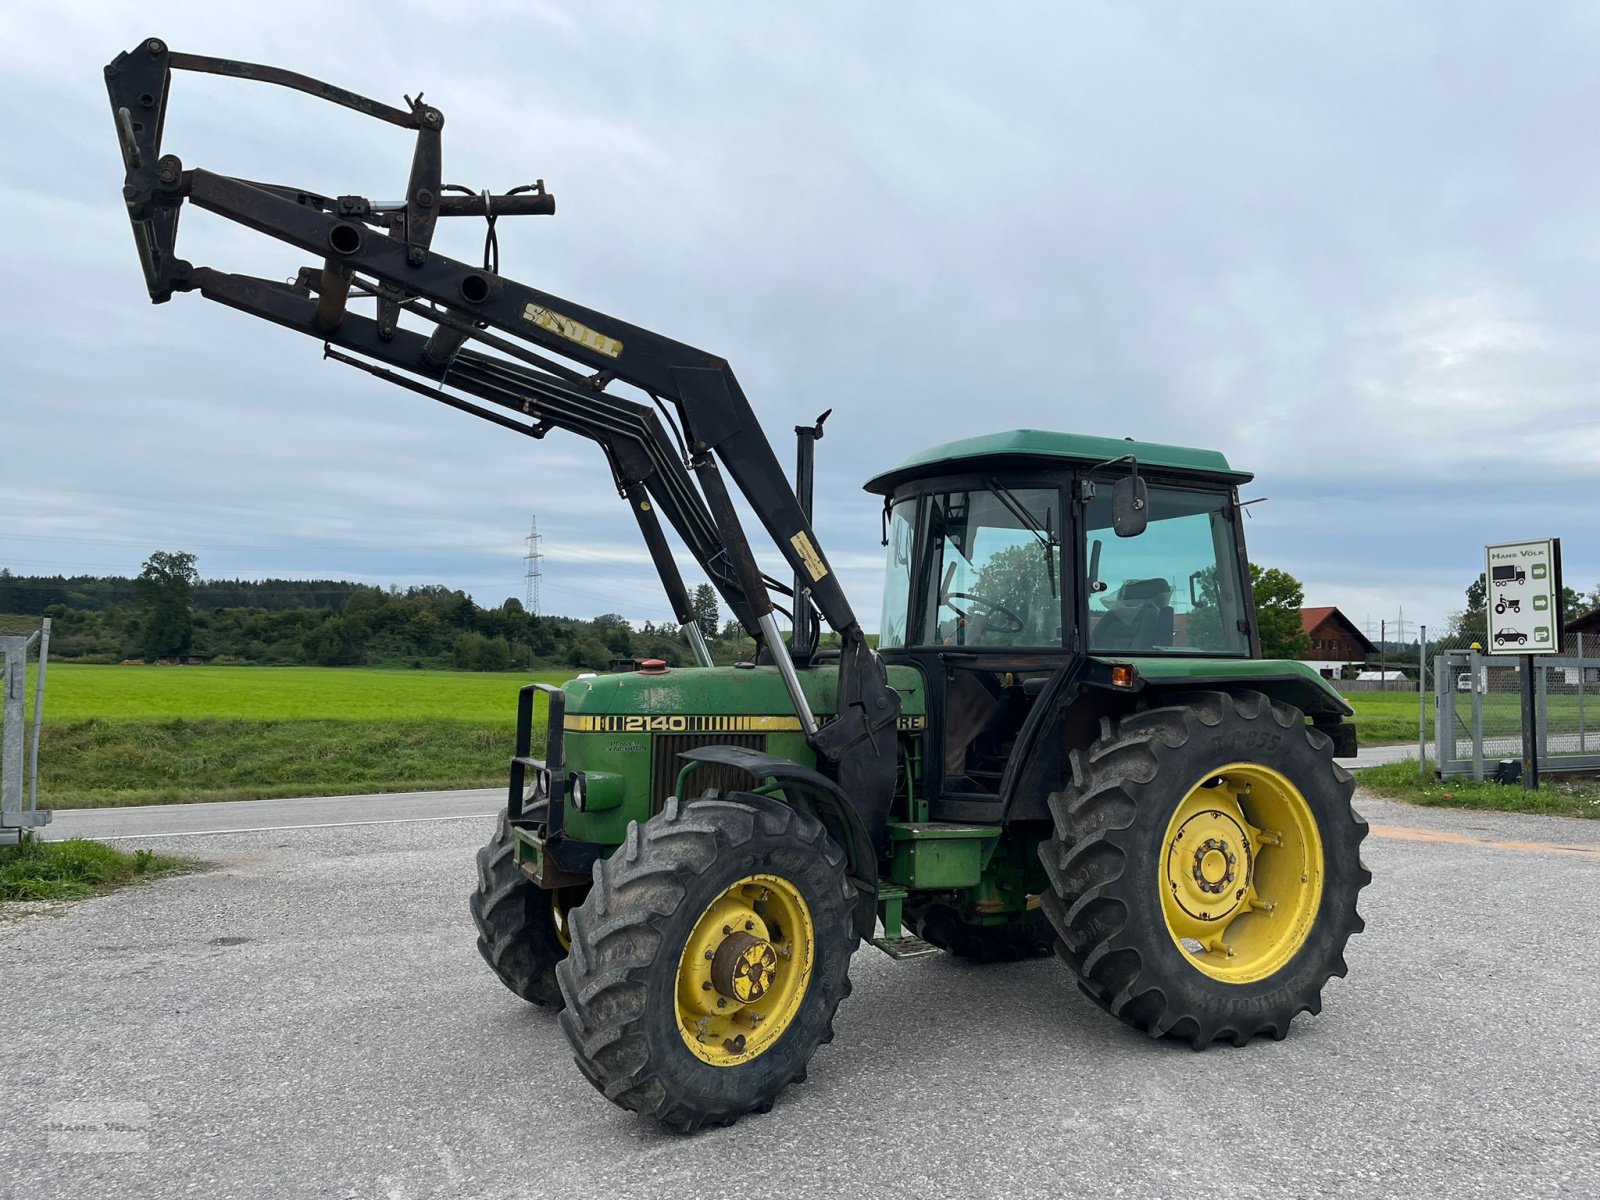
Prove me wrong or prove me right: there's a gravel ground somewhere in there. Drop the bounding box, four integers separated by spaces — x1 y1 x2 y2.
2 795 1598 1200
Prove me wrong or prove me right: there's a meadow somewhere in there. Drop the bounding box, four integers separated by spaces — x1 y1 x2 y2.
29 664 573 807
20 665 1578 808
33 664 574 722
1340 690 1431 745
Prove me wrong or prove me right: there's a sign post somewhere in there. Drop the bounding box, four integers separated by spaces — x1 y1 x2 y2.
1484 538 1563 790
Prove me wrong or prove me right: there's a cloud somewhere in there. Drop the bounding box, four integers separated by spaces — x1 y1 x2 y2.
6 1 1599 642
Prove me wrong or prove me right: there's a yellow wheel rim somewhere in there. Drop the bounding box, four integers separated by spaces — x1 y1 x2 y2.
551 891 573 952
674 873 815 1067
1159 762 1324 985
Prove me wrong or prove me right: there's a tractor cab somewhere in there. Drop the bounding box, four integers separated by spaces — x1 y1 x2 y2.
864 430 1258 814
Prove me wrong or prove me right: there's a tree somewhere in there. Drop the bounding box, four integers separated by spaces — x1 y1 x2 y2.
1249 563 1309 659
136 550 198 659
1450 573 1488 643
1182 565 1228 651
719 618 743 641
305 614 368 666
606 625 633 657
691 583 719 640
454 631 511 671
971 543 1059 643
1560 583 1600 623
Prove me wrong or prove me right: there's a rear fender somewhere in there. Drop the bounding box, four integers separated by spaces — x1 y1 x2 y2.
1003 672 1357 823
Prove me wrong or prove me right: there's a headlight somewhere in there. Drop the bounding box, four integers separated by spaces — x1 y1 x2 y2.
569 774 587 812
537 767 552 797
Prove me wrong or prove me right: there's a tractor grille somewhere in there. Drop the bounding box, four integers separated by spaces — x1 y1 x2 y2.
651 733 767 809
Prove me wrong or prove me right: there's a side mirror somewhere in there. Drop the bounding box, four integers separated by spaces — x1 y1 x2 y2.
1112 472 1148 537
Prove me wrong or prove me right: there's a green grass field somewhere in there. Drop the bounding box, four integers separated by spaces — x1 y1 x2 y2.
32 664 573 722
27 664 573 807
20 665 1589 815
1339 691 1432 745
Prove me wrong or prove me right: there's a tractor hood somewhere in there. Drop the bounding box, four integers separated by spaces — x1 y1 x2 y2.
562 663 927 728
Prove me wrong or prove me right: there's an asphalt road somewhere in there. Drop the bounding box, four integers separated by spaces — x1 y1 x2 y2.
34 745 1421 845
4 791 1598 1200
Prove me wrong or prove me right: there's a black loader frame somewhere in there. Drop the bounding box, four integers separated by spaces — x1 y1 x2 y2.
105 38 901 835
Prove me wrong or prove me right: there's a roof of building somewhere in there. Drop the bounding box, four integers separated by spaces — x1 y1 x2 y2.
1566 608 1600 635
1300 605 1378 654
863 429 1253 494
1300 606 1337 631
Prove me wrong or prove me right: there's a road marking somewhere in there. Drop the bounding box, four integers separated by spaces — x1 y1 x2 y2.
53 812 501 842
1369 823 1600 859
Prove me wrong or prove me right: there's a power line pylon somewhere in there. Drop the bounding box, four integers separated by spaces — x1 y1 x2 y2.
524 516 543 615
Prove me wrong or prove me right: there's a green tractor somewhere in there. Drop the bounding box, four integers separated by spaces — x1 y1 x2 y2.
108 40 1370 1134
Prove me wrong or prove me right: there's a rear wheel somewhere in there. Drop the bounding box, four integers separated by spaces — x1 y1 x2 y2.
557 793 856 1131
470 808 583 1008
904 897 1054 961
1039 690 1370 1048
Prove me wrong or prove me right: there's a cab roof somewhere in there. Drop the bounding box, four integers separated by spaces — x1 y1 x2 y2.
863 429 1253 494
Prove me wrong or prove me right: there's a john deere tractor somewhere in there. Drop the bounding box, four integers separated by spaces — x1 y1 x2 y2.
108 39 1370 1133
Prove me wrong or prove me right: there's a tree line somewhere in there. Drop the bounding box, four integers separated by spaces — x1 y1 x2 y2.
11 554 740 671
0 568 373 615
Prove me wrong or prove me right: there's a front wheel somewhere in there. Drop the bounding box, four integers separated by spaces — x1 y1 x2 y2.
1039 690 1370 1048
556 793 857 1131
470 808 582 1008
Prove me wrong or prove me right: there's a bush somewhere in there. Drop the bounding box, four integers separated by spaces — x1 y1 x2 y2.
454 632 512 672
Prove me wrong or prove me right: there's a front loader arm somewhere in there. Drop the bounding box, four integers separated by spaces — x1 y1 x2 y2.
105 38 901 826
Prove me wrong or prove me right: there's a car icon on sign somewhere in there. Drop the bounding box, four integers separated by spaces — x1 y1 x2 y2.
1493 628 1529 646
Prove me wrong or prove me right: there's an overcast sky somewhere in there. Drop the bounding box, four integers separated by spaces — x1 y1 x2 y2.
6 1 1599 642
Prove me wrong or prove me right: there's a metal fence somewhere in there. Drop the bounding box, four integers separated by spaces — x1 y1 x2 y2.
1433 631 1597 780
1 616 52 846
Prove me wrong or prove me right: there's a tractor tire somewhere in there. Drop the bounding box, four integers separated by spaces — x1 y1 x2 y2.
1039 689 1370 1049
904 897 1055 962
470 808 581 1009
556 793 856 1132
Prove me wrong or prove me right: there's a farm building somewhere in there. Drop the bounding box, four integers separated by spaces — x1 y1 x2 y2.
1566 608 1600 639
1296 606 1376 679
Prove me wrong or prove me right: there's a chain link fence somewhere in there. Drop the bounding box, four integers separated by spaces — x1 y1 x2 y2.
0 616 52 845
1433 630 1597 780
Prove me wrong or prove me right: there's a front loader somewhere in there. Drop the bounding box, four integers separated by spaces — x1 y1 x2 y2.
106 39 1371 1132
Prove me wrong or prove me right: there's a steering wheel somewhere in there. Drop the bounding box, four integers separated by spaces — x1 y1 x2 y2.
944 592 1026 634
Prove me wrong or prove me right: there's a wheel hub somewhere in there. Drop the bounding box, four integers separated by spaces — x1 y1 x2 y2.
1167 808 1253 923
711 931 779 1003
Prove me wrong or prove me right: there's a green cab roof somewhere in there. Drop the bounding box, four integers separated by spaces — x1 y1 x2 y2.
863 429 1253 494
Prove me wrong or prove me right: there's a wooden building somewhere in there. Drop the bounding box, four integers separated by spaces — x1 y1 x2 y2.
1298 606 1376 677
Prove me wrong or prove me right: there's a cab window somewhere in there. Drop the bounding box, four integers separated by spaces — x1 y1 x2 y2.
878 501 915 649
918 488 1061 647
1084 486 1248 656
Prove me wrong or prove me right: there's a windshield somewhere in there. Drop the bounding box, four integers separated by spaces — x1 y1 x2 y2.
1084 485 1248 656
918 488 1062 647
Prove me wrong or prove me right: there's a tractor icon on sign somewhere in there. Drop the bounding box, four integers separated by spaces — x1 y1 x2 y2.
1494 596 1521 615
